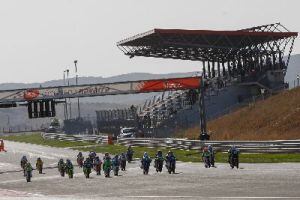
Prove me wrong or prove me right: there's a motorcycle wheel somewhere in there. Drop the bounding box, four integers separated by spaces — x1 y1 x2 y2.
236 161 239 169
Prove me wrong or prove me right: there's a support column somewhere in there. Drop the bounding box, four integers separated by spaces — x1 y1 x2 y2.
207 62 211 78
212 61 216 78
217 61 221 77
222 61 226 77
202 61 206 78
199 76 209 140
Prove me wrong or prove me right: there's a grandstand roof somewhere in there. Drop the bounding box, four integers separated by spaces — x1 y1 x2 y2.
117 23 298 62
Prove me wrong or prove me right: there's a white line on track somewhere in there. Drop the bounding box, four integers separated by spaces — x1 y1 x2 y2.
125 196 300 199
0 173 83 184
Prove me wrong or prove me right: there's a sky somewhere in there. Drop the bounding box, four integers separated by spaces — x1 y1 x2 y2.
0 0 299 83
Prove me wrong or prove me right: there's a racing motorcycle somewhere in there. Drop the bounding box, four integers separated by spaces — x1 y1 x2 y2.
120 156 126 171
83 166 92 178
113 165 119 176
229 154 239 169
154 157 164 173
77 156 84 168
141 159 151 175
66 165 74 179
25 169 32 182
166 157 176 174
58 165 66 177
203 156 211 168
94 162 102 175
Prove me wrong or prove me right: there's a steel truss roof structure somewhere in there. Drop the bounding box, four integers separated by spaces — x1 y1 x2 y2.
117 23 298 79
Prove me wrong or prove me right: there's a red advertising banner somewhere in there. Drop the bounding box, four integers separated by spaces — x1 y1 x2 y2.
137 77 200 92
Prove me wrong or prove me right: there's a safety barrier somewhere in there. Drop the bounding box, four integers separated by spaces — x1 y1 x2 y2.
41 133 300 153
117 138 300 153
41 132 107 144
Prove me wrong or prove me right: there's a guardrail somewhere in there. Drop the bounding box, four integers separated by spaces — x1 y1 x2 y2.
117 138 300 153
41 133 300 153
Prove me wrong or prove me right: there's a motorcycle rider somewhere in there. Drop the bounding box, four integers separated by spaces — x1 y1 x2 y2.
77 152 84 168
36 157 43 174
103 153 112 178
20 156 28 176
165 151 176 162
126 146 134 162
165 151 176 173
202 146 211 168
119 153 127 171
83 157 93 178
228 145 240 164
24 162 33 182
207 145 215 167
154 150 164 172
141 152 152 174
93 156 102 175
112 155 120 176
89 151 97 161
58 158 66 177
65 159 74 178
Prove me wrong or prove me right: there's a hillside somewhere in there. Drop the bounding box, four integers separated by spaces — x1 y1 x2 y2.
179 87 300 140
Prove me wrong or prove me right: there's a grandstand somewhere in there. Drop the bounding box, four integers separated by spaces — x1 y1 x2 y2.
96 23 297 138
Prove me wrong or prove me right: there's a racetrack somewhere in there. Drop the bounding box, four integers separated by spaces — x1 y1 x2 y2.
0 141 300 200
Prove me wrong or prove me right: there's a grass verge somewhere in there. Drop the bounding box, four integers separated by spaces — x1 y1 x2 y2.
3 133 300 163
2 133 94 148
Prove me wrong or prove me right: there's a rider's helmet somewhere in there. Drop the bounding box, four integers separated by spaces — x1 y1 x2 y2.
78 152 82 156
143 152 148 158
168 150 173 156
105 152 109 157
66 159 71 163
22 156 27 161
59 158 64 163
37 157 41 161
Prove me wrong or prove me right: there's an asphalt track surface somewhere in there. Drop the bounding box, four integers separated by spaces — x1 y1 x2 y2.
0 141 300 200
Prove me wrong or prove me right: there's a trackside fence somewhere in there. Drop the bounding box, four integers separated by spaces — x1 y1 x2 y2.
41 133 300 153
117 138 300 153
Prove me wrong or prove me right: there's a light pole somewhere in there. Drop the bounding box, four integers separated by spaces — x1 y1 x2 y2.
63 69 69 120
6 115 10 132
74 60 81 119
66 69 72 119
297 74 300 87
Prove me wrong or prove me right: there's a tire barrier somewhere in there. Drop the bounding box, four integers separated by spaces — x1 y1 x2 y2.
42 133 107 144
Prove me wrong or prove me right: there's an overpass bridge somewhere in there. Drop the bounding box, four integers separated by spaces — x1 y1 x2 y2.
0 76 201 118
